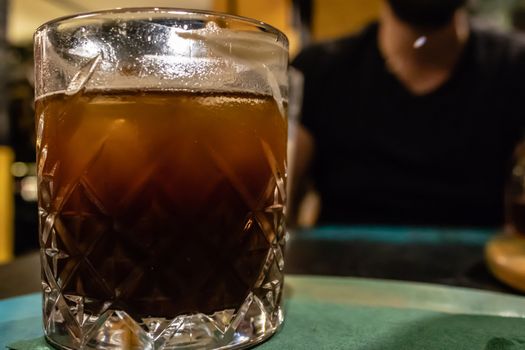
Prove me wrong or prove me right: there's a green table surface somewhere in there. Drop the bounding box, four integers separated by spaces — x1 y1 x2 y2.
3 274 525 349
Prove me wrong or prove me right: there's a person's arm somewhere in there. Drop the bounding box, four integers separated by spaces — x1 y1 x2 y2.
288 124 315 226
288 44 327 227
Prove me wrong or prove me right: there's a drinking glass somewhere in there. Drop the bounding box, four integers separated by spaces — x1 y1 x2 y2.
34 8 288 349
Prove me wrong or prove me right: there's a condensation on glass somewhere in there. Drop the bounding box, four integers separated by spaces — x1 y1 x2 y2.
34 8 288 349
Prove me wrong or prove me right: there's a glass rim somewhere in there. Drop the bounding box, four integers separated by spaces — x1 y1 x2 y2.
35 7 289 46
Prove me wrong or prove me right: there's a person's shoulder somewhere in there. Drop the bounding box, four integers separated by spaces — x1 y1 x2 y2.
291 22 378 72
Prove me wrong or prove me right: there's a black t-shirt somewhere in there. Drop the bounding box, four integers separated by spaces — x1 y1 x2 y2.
292 23 525 227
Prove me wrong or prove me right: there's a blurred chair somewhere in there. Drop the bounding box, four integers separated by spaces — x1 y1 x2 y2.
0 146 14 263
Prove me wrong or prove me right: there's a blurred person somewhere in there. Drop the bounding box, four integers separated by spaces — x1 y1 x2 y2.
292 0 525 227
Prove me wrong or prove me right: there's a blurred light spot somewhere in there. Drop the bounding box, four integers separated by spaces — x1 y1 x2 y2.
413 36 427 49
11 162 28 177
21 176 38 202
28 163 37 176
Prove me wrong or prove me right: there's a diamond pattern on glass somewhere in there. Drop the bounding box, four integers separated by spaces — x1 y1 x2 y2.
39 119 286 349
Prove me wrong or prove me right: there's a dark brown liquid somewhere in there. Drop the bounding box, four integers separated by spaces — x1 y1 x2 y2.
36 90 287 319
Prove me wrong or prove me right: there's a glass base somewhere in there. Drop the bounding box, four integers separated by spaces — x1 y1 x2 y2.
43 293 283 350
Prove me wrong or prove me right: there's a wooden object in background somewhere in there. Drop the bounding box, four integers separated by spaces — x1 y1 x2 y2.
0 146 14 264
313 0 381 41
486 233 525 293
214 0 300 56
